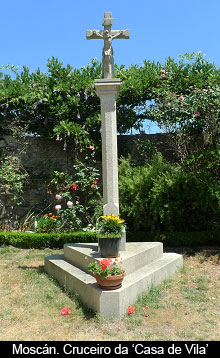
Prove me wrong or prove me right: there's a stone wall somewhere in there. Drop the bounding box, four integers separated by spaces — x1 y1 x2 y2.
0 133 176 228
0 136 77 227
117 133 177 163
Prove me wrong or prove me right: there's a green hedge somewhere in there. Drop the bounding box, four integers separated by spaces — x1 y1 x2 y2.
0 230 219 249
127 231 220 247
119 154 220 232
0 232 97 249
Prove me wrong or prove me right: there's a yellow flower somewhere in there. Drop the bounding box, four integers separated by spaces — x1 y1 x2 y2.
43 214 47 218
107 215 114 220
100 214 125 224
106 214 120 221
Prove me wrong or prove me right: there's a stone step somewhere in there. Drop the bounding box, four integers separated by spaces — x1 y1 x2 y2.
63 242 164 275
44 249 183 318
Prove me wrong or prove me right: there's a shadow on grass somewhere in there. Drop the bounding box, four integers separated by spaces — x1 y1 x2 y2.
18 264 44 273
164 245 220 261
18 264 97 320
65 290 97 320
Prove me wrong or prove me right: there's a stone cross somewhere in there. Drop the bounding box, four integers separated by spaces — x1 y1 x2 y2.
86 12 129 79
87 12 129 250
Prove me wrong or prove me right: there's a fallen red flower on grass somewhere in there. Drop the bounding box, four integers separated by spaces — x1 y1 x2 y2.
127 306 135 315
143 305 149 310
60 307 71 316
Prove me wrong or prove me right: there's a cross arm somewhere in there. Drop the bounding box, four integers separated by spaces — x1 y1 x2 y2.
111 30 130 39
86 30 103 40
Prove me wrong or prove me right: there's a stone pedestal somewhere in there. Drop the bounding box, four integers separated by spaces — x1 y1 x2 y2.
45 242 183 318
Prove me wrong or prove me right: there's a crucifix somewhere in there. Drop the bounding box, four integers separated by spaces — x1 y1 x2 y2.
86 12 129 79
86 13 129 250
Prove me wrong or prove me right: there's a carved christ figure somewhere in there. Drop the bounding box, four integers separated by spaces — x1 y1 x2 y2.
91 29 123 78
86 12 129 79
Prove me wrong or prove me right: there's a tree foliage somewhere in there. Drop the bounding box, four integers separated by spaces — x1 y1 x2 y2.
0 58 102 146
1 53 220 232
145 53 220 158
1 52 220 154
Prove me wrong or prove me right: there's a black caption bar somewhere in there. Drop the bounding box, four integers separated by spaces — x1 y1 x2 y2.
1 341 218 356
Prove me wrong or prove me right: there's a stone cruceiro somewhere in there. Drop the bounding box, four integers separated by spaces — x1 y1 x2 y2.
44 12 183 319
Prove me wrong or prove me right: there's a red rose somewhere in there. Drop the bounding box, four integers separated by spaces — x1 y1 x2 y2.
91 179 99 187
70 183 79 191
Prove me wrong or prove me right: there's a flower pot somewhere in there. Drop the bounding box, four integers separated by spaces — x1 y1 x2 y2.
98 237 121 258
93 270 126 290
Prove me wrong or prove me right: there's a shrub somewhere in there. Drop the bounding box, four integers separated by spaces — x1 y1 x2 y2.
150 169 220 232
119 153 220 232
1 230 219 249
0 231 97 249
45 154 102 233
119 153 174 231
35 213 59 233
126 231 220 247
0 155 29 203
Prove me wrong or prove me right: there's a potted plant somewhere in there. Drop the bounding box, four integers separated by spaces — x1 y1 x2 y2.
96 214 126 257
88 258 125 290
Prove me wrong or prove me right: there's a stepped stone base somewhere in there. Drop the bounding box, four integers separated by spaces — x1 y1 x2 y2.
44 242 183 318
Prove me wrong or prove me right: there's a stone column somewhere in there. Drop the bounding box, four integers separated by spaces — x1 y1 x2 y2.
95 78 126 250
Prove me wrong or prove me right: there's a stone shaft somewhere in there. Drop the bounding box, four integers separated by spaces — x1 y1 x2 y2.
95 78 121 216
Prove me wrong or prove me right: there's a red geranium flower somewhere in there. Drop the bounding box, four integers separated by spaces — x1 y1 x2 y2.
60 307 71 316
70 183 79 191
99 258 112 270
127 306 135 315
